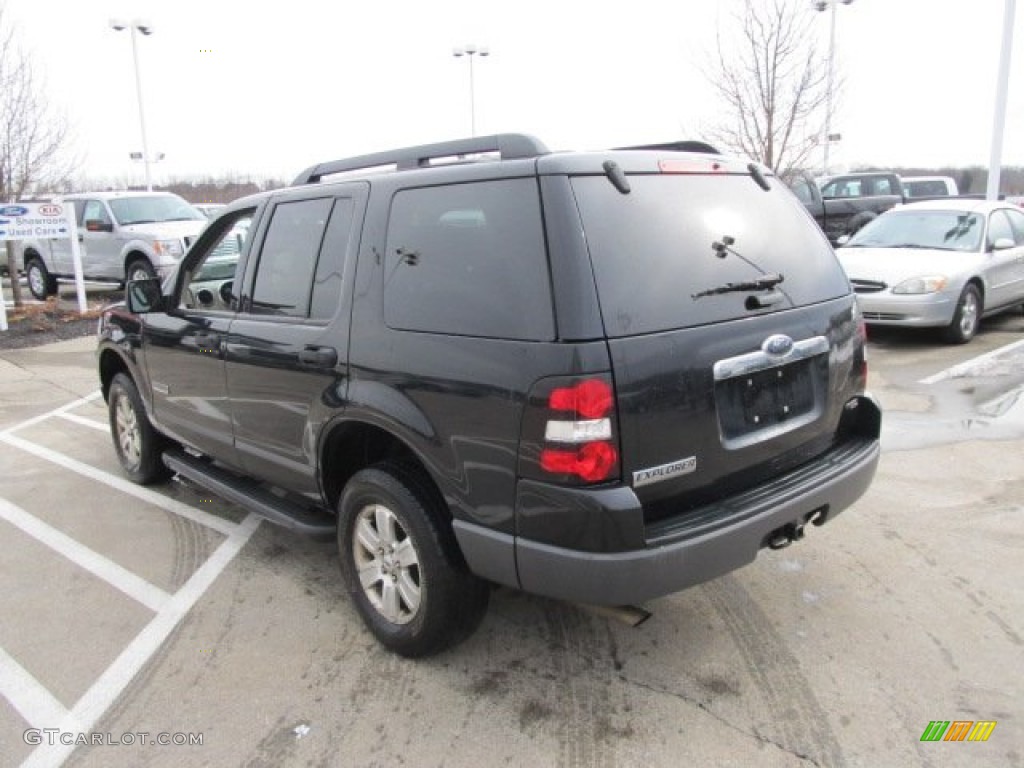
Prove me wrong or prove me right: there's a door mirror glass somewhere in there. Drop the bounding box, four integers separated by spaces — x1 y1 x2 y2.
126 278 165 314
85 219 113 233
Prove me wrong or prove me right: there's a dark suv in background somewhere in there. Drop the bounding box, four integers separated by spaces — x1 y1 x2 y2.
97 134 881 656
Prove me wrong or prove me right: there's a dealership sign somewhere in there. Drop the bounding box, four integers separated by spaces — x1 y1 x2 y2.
1 200 86 331
0 202 73 241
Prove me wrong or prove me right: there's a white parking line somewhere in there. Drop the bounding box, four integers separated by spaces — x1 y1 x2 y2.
56 411 109 433
0 392 265 767
20 513 261 768
0 433 239 537
0 646 81 738
0 392 104 437
920 338 1024 384
0 498 170 612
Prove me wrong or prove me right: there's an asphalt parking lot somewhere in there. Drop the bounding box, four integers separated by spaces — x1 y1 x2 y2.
1 314 1022 768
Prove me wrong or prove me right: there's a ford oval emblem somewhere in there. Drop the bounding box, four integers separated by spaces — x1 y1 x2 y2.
762 334 794 357
0 205 28 217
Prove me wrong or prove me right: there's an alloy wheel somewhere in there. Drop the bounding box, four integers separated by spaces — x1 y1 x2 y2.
351 503 422 624
114 394 142 469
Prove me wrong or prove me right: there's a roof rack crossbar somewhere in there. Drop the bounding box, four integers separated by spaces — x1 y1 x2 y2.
293 133 550 186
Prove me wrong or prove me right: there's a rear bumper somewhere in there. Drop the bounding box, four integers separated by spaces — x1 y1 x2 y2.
455 397 881 606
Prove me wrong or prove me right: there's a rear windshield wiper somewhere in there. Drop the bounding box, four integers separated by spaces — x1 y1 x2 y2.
692 273 785 299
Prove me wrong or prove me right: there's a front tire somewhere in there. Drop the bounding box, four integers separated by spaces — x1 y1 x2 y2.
126 258 157 284
337 464 489 657
26 257 55 300
944 284 981 344
108 373 171 484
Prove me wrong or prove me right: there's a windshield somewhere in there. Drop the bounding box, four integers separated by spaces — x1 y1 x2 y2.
847 210 983 252
108 195 206 225
571 174 849 337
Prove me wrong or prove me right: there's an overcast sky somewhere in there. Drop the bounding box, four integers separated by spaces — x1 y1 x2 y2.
4 0 1023 185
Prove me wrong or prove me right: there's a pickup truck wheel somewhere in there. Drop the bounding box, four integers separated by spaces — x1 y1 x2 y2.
108 373 171 484
337 465 489 657
943 284 981 344
126 258 157 284
26 258 55 300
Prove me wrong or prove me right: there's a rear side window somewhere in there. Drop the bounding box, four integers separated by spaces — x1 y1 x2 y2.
571 174 850 337
988 210 1015 248
906 180 946 197
251 198 333 317
309 199 354 319
1004 207 1024 244
383 179 554 340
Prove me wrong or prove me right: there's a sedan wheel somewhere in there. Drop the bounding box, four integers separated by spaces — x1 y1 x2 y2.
944 284 981 344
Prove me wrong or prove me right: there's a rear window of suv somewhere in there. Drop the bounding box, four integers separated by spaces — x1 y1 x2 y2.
571 173 850 337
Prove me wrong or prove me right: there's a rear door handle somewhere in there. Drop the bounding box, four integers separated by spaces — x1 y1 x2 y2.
299 346 338 368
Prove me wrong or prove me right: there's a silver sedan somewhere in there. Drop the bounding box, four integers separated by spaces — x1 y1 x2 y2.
836 199 1024 343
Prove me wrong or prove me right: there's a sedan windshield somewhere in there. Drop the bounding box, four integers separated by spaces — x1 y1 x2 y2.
847 210 983 252
108 195 206 225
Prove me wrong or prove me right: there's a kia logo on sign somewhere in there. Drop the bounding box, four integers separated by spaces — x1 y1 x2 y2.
0 205 29 217
39 204 63 216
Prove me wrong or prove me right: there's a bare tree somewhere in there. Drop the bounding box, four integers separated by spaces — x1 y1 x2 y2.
1 3 75 304
703 0 832 175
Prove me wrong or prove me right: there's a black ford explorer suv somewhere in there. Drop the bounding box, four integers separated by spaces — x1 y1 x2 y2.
97 134 881 657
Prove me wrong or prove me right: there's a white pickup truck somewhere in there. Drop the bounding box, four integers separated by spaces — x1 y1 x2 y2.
16 191 208 300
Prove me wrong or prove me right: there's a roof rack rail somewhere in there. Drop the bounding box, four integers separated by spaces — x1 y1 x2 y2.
614 140 720 154
293 133 550 186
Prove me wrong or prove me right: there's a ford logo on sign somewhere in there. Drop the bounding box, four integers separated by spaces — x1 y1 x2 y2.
0 205 29 217
762 334 794 357
39 204 62 216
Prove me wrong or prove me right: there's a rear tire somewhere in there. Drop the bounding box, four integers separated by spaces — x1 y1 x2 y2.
26 257 55 300
943 284 981 344
337 464 489 657
108 373 171 484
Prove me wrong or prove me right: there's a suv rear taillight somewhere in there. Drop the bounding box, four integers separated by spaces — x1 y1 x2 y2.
519 375 621 485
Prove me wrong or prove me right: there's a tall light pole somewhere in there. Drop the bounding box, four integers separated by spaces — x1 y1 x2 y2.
110 19 155 191
987 0 1016 200
814 0 853 176
452 44 489 137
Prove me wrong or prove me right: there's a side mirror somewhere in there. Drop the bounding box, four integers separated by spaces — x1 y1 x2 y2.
992 237 1016 251
85 219 113 233
126 278 165 314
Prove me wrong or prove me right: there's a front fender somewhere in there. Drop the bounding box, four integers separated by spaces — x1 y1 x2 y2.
118 240 166 271
96 305 148 407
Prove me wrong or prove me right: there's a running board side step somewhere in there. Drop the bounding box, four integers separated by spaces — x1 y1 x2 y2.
162 450 336 540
